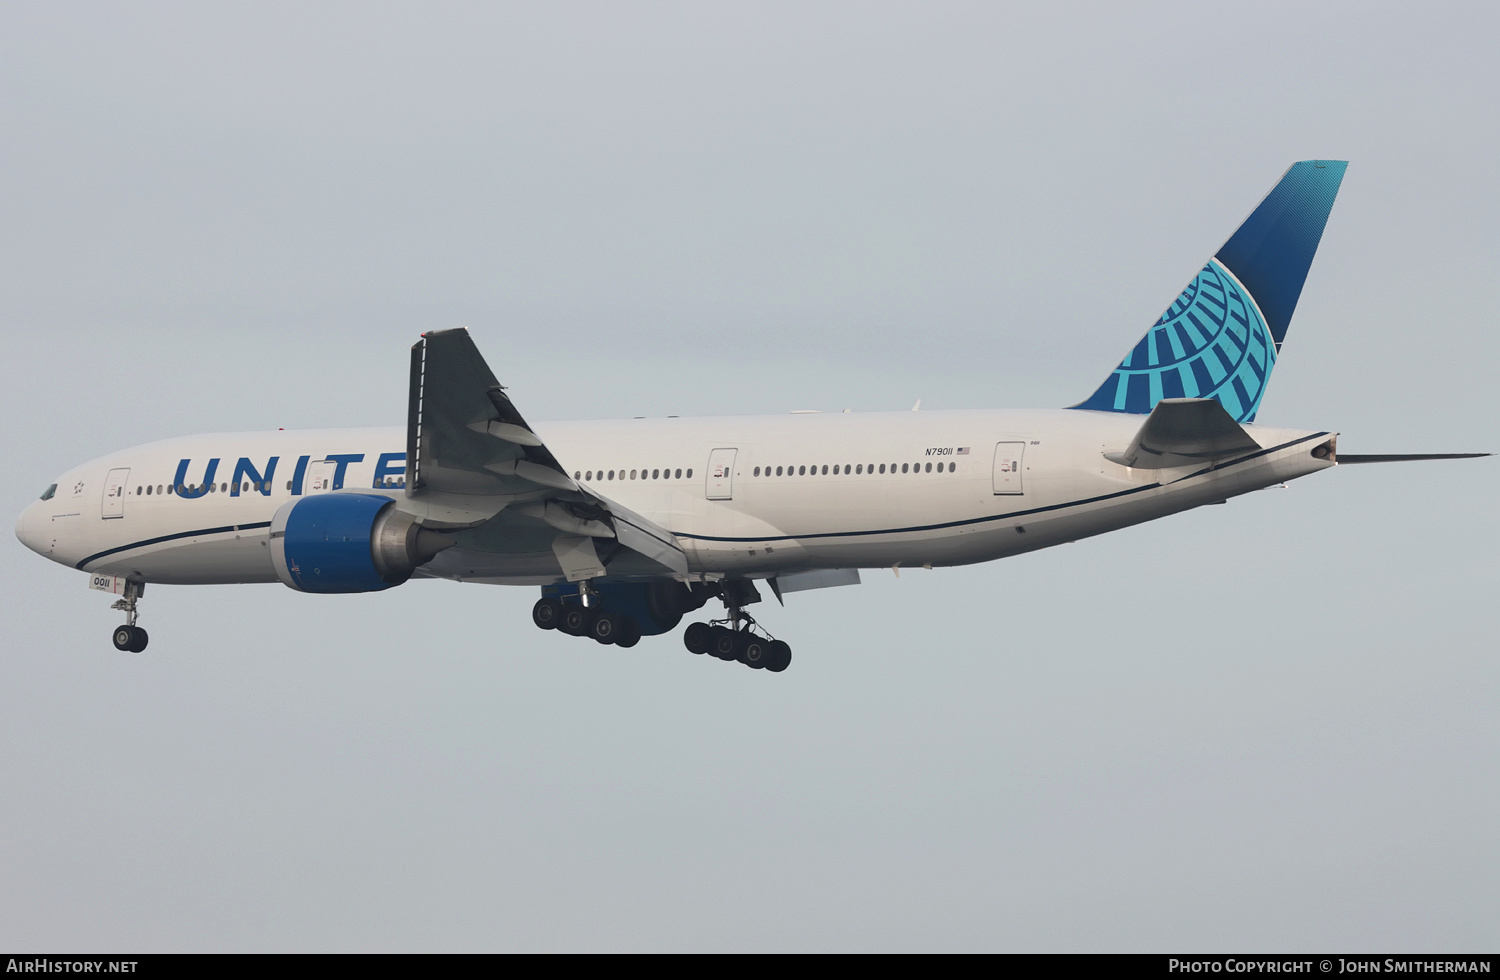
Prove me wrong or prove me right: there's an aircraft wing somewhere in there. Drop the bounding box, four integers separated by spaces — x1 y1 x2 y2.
1105 397 1262 469
405 328 688 580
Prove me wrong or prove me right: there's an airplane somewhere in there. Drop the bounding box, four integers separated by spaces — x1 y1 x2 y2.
14 160 1489 672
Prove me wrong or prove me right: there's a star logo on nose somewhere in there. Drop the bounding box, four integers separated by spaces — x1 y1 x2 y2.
73 482 85 495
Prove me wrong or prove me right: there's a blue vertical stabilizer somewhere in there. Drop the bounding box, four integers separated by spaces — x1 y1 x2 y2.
1072 161 1347 422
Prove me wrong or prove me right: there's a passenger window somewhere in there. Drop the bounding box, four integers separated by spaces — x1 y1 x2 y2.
949 462 956 472
878 464 885 474
675 469 682 479
901 463 908 473
856 465 862 474
652 469 659 479
686 469 693 478
821 465 828 475
575 471 582 480
608 470 615 480
924 463 931 473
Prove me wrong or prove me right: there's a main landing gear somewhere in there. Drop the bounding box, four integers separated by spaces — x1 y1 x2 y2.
532 594 642 648
682 619 791 672
681 582 791 672
110 580 148 653
530 578 794 672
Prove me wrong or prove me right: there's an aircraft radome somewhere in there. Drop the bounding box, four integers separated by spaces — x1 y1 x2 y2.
15 161 1489 672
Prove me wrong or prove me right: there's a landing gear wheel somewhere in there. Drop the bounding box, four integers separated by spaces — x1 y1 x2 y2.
740 634 769 669
590 612 622 645
112 626 134 652
559 604 593 637
615 618 641 648
765 640 791 672
532 597 564 630
709 626 738 660
683 622 711 655
127 627 149 653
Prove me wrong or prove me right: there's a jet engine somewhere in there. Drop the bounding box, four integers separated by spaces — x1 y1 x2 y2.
270 494 454 594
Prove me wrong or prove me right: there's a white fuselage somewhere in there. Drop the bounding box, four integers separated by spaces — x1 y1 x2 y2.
14 409 1334 587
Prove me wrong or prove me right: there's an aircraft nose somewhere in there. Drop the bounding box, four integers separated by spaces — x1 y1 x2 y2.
15 501 44 556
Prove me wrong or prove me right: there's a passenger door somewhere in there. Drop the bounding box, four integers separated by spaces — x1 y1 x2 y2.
102 468 130 518
992 442 1025 495
705 448 737 500
304 460 336 494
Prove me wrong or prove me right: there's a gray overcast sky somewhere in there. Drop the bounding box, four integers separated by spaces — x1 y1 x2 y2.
2 1 1495 952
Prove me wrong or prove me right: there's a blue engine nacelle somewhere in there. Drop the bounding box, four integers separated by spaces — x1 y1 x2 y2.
270 494 453 594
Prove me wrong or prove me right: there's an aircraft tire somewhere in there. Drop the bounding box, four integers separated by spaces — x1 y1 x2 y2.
532 597 564 630
590 612 621 645
765 640 791 673
615 618 641 648
709 626 737 660
127 627 149 653
559 604 593 637
112 626 134 651
683 621 711 654
740 634 769 669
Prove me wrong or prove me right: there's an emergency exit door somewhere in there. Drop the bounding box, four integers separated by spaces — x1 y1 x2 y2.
992 443 1025 495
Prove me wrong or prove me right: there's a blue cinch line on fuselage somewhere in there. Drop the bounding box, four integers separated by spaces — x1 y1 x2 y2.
75 522 274 570
671 432 1327 544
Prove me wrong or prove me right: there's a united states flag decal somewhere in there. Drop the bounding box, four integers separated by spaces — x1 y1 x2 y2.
956 447 970 455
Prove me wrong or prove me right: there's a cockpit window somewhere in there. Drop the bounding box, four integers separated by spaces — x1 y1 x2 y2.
40 484 57 501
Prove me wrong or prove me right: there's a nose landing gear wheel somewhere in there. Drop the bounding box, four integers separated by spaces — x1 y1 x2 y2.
112 625 148 653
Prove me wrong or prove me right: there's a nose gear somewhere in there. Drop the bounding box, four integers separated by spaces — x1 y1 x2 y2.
109 580 148 653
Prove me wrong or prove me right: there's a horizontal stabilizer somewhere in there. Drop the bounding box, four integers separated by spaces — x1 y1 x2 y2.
1106 397 1261 469
1337 453 1491 464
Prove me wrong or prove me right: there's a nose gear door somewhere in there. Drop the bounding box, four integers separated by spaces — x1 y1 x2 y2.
102 468 130 518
